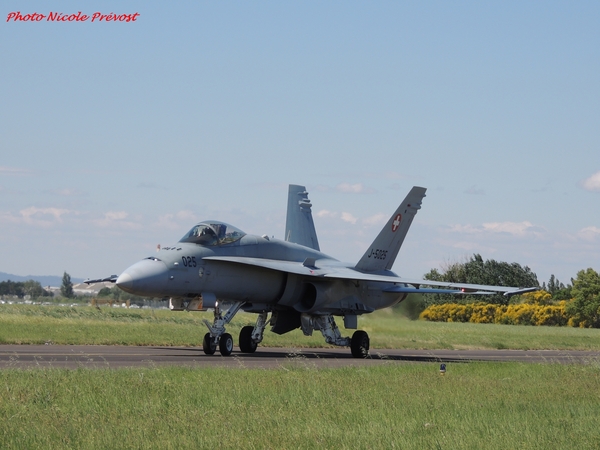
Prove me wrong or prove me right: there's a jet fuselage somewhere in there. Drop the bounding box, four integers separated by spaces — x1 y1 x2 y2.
117 233 406 315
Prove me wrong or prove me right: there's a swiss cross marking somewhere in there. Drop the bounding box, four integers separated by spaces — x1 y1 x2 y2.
391 214 402 232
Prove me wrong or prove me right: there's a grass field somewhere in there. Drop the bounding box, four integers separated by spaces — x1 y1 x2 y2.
1 363 600 449
1 303 600 350
2 304 600 449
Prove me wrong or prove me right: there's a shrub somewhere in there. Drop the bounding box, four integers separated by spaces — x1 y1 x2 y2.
522 290 553 305
565 268 600 328
420 301 568 327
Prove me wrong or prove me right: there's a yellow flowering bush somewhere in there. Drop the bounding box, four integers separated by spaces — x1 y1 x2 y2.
495 304 532 325
531 301 568 326
420 300 569 326
521 290 553 305
468 303 498 324
419 303 472 322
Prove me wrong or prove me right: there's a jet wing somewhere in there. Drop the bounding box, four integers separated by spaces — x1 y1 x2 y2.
382 285 494 295
321 267 537 297
202 256 537 297
203 256 329 277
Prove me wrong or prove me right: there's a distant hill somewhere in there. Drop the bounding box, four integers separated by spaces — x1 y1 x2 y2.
0 272 84 287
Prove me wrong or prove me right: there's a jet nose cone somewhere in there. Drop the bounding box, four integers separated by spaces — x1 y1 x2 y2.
115 258 168 297
116 272 134 293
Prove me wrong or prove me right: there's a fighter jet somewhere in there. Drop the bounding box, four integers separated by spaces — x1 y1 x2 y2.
86 185 537 358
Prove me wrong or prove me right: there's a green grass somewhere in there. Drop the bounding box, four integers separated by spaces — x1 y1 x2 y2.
1 363 600 449
2 304 600 449
1 304 599 350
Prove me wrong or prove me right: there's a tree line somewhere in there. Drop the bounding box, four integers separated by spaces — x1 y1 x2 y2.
415 253 600 328
0 279 53 298
4 256 600 327
0 271 150 304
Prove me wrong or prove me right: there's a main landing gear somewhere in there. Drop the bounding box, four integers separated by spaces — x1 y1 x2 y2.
300 313 370 358
239 312 269 354
350 330 370 358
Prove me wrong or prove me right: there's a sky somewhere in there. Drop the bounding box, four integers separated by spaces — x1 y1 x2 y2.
1 1 599 285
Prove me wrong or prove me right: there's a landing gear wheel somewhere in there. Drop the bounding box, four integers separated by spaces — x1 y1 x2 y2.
351 330 370 358
239 326 258 353
202 332 216 355
219 333 234 356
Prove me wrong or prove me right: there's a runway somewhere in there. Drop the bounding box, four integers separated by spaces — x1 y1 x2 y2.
1 345 599 369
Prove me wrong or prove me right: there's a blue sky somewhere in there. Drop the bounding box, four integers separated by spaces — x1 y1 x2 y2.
1 1 598 285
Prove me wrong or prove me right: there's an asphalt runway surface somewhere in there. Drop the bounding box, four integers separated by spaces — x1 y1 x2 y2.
1 345 599 369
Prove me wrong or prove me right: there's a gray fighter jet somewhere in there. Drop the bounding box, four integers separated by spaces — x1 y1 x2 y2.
87 185 537 357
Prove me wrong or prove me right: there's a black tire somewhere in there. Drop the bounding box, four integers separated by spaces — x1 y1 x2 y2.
202 333 216 355
219 333 234 356
350 330 370 358
239 326 258 353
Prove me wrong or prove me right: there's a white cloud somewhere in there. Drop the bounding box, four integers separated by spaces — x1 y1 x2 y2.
106 211 128 221
318 210 389 227
315 209 337 219
0 207 71 227
316 209 359 225
578 226 600 241
482 221 535 236
21 207 70 226
336 183 374 194
93 211 140 230
581 171 600 192
341 212 357 224
362 213 387 226
449 221 542 237
448 224 482 234
0 166 31 175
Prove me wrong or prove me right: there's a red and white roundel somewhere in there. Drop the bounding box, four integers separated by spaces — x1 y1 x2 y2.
391 214 402 232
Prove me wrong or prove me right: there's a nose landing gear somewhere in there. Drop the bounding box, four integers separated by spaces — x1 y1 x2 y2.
202 333 216 355
218 333 234 356
202 301 244 356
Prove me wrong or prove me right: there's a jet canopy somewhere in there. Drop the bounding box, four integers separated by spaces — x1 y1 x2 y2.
179 221 246 246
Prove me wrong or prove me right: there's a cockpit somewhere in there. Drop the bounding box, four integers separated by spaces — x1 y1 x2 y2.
179 221 246 246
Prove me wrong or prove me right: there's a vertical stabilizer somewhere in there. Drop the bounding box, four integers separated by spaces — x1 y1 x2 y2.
355 186 426 272
285 185 320 251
